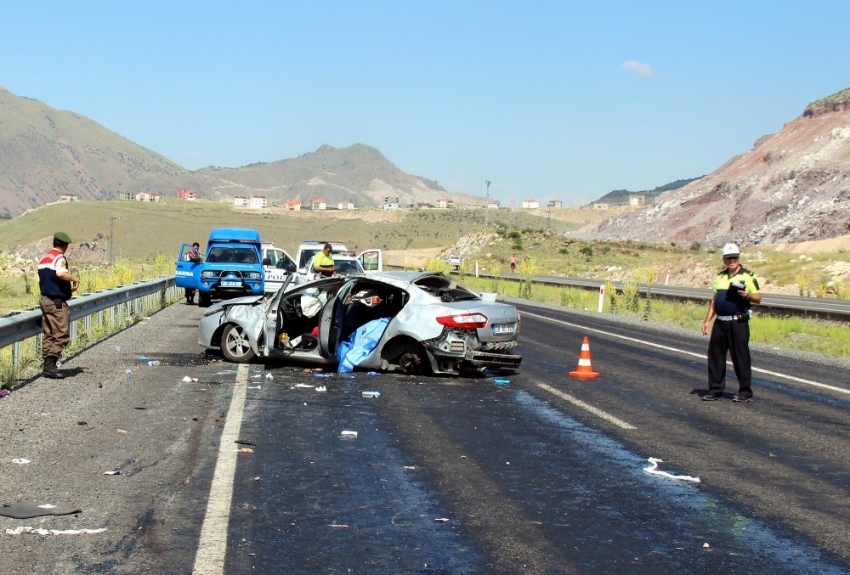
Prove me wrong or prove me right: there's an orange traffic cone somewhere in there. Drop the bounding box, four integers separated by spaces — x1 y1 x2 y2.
568 336 600 378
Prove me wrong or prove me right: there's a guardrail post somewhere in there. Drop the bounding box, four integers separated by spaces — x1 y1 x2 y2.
12 341 21 370
475 262 479 278
71 319 78 344
598 284 605 313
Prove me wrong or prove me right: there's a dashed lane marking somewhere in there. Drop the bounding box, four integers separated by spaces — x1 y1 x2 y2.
536 382 637 430
192 363 249 575
522 311 850 396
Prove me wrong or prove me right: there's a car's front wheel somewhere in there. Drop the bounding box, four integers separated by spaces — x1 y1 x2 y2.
221 324 255 363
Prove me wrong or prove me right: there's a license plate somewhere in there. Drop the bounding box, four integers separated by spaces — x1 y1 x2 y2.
492 323 516 335
221 280 242 287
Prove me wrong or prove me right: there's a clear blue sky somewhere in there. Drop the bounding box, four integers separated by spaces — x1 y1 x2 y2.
2 1 847 206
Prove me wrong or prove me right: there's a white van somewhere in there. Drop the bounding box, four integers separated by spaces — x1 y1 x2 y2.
261 243 296 293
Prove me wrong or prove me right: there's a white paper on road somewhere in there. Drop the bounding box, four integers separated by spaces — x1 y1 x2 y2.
643 457 701 483
5 526 107 535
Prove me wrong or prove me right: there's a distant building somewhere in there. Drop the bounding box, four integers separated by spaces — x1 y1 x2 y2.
416 202 431 209
178 189 197 201
249 196 267 209
435 197 455 209
547 200 562 208
383 197 399 210
593 202 609 210
232 196 249 207
629 195 645 207
284 199 302 211
118 192 135 201
487 199 500 209
59 194 78 203
337 201 355 210
136 192 160 202
311 199 327 210
521 199 539 209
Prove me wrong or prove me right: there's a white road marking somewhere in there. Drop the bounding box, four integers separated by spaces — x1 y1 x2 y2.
192 363 250 575
522 311 850 395
536 382 637 430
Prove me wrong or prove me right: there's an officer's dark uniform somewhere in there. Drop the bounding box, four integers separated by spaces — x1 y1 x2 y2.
707 266 760 399
38 235 74 378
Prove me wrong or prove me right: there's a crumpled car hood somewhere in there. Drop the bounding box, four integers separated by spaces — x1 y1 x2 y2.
205 294 267 314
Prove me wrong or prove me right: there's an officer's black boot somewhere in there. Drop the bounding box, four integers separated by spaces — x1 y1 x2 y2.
42 357 65 379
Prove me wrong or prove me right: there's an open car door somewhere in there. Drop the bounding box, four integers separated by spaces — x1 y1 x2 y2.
175 243 202 289
261 274 296 357
357 249 383 273
318 280 357 359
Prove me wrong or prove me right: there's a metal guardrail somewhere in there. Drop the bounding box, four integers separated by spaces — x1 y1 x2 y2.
0 276 180 370
386 264 850 318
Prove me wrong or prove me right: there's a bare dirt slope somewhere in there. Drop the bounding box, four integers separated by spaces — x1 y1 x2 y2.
594 88 850 248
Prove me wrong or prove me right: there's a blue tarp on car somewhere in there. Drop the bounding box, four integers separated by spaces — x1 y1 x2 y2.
337 317 391 373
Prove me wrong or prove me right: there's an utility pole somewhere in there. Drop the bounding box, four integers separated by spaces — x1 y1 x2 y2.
107 216 120 265
484 180 491 227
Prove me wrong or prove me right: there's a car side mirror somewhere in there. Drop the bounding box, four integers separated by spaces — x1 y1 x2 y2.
286 261 296 272
263 258 271 266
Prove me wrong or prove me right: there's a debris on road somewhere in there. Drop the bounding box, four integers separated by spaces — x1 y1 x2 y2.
125 370 132 376
316 386 327 392
341 431 358 438
434 518 450 523
265 373 273 380
138 356 147 361
103 469 122 476
366 371 381 376
116 429 128 435
403 466 417 470
5 526 107 535
236 448 254 454
362 391 381 398
293 384 315 389
12 458 31 464
644 458 701 483
0 389 10 399
314 373 331 378
493 378 511 385
235 439 256 446
181 376 198 383
0 502 82 519
248 385 261 389
703 543 710 549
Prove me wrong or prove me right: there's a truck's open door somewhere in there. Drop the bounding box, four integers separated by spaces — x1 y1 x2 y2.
175 243 203 289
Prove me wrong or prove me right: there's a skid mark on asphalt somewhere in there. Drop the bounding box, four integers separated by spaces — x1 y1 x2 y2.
192 363 249 575
536 382 636 429
522 310 850 395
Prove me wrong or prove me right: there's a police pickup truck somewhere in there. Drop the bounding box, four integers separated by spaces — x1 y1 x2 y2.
175 228 268 306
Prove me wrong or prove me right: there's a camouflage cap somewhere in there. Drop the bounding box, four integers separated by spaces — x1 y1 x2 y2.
54 232 72 244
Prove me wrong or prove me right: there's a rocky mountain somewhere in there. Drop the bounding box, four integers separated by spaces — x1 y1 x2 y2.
592 177 704 206
0 87 456 216
0 86 193 217
196 143 450 207
594 87 850 247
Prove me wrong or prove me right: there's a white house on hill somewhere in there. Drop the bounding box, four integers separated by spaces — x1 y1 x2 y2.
521 199 539 209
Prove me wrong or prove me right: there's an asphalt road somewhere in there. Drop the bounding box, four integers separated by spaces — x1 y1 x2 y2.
2 298 849 574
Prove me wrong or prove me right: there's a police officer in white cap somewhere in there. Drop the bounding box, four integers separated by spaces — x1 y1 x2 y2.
701 243 761 402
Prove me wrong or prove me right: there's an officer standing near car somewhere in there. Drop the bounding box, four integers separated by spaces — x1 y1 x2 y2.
313 243 336 278
38 232 80 379
701 243 761 402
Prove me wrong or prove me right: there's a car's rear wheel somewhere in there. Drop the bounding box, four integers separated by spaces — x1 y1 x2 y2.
382 338 431 375
221 324 255 363
198 292 212 307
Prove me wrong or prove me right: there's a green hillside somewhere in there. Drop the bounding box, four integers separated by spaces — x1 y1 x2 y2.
592 177 703 205
0 200 578 260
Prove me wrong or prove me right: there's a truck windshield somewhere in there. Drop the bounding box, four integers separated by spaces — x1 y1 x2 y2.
207 247 259 264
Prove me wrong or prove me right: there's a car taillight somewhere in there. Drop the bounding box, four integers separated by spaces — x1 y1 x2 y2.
436 313 488 329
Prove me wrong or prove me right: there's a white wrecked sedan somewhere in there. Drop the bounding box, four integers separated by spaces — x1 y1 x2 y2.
198 271 521 375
